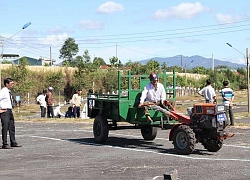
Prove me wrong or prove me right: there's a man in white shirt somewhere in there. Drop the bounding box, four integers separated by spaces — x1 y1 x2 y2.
53 105 65 118
0 78 21 149
138 72 171 122
36 89 47 117
198 79 217 103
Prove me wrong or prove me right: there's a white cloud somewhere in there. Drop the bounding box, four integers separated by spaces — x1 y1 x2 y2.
79 20 104 30
153 2 209 20
97 1 124 14
37 33 68 45
216 14 243 24
47 26 74 34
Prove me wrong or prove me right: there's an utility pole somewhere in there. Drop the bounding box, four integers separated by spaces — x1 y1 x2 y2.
116 43 117 59
181 56 183 71
50 47 52 66
212 53 214 72
0 36 3 88
247 48 250 113
226 43 250 113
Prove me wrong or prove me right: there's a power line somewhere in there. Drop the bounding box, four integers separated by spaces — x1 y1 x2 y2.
2 19 250 61
17 22 250 44
20 19 250 38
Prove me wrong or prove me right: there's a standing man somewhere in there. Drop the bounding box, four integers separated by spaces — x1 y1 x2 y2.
36 89 47 118
88 89 95 116
198 79 217 103
0 78 21 149
88 89 95 109
138 72 172 122
221 80 235 126
46 87 54 118
72 90 82 118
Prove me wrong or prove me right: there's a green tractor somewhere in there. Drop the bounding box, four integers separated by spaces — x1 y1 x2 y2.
87 71 233 155
88 71 177 142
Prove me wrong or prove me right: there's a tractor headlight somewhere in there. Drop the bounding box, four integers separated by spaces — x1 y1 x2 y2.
216 105 225 112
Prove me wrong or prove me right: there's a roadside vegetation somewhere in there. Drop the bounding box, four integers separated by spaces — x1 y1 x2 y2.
2 37 249 125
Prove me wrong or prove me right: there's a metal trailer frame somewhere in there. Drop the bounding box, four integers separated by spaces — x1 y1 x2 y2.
88 70 177 127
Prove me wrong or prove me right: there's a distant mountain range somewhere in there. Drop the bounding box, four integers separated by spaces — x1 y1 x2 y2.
139 55 245 69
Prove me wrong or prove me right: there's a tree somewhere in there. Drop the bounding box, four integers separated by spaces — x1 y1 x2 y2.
2 60 12 64
192 66 207 74
237 68 246 76
131 62 143 75
70 55 83 67
59 37 79 62
166 65 182 73
117 60 123 68
45 71 64 93
93 57 106 68
83 50 91 64
102 69 118 92
146 60 160 73
82 50 92 69
62 60 71 67
109 56 118 66
161 62 167 70
125 60 133 68
10 57 34 95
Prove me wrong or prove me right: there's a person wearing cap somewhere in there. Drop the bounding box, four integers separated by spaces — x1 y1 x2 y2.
138 72 171 122
46 87 54 118
71 90 82 118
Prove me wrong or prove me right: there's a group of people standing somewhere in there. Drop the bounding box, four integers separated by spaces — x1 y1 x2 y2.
36 87 54 118
198 79 235 126
37 88 94 119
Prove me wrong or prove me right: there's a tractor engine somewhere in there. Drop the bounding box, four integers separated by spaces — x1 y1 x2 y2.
188 103 228 138
169 102 233 154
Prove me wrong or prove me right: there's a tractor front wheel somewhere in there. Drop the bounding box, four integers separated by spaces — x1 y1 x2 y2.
173 125 196 155
202 138 223 152
93 115 109 143
141 126 157 141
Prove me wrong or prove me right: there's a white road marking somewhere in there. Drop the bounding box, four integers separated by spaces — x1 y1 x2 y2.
24 133 250 162
17 129 250 149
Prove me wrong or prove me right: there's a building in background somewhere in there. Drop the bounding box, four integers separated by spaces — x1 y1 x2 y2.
12 56 55 66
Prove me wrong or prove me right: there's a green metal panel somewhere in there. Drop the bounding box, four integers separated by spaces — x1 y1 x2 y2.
89 70 177 125
139 78 149 90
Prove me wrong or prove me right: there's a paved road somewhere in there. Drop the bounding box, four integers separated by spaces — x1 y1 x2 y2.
0 121 250 180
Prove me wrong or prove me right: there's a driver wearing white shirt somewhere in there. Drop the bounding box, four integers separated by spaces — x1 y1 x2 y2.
138 72 171 122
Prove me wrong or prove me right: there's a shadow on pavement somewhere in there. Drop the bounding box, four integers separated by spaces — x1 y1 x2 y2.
65 137 213 156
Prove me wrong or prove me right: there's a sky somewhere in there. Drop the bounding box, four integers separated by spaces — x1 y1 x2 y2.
1 0 250 66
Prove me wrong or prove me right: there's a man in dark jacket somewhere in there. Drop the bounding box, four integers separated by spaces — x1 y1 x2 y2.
46 87 54 118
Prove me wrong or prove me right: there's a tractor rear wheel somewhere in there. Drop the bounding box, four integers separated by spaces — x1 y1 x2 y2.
202 138 223 152
93 115 109 143
173 125 196 155
141 126 157 141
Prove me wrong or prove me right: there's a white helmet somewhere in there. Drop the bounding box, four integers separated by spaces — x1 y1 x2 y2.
48 87 54 91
